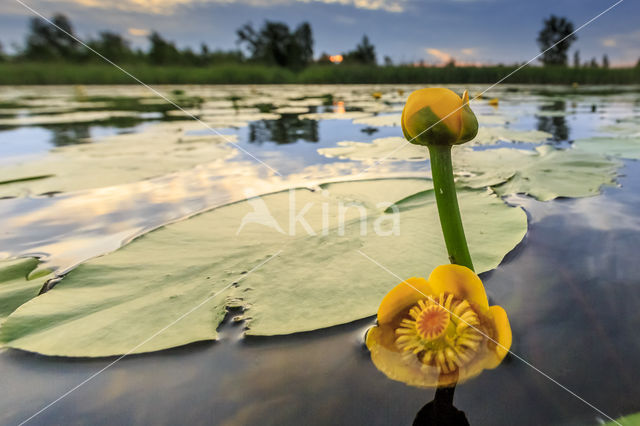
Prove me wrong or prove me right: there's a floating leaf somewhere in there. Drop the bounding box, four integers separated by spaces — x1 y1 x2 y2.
471 127 552 145
573 137 640 160
599 119 640 136
273 107 310 115
318 137 427 162
455 145 621 200
0 258 51 322
318 139 619 201
0 123 237 197
603 412 640 426
476 114 511 126
0 178 527 357
534 110 574 117
351 114 511 129
353 114 402 127
0 111 140 126
299 111 370 121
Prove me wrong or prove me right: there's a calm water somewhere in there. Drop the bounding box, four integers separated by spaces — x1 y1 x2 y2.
0 85 639 426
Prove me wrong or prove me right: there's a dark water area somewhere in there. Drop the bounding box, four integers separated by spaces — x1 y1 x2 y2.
1 86 639 425
2 162 640 426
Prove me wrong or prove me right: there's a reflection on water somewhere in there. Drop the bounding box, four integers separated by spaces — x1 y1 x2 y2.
46 123 91 146
0 161 287 273
536 101 569 141
1 85 640 425
248 116 319 144
413 387 469 426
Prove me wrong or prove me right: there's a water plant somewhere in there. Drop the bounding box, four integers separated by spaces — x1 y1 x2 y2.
366 88 512 388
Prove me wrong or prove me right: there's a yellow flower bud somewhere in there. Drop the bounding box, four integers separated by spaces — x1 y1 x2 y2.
401 88 478 147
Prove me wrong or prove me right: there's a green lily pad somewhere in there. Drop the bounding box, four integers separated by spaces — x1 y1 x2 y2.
471 127 552 145
318 129 551 166
599 120 640 136
353 114 402 127
299 111 370 121
573 137 640 160
455 145 621 201
535 110 574 117
351 113 512 128
318 137 427 162
603 412 640 426
0 258 51 322
318 139 619 201
0 111 140 126
0 123 237 197
0 178 526 357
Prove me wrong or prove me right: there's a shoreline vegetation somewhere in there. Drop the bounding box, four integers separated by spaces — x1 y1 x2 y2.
2 13 638 86
1 63 639 85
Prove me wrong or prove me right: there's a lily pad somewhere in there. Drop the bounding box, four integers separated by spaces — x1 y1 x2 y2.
353 114 402 127
0 178 527 357
573 137 640 160
0 111 140 126
318 137 427 162
0 124 237 197
0 258 51 322
299 111 371 121
603 412 640 426
350 114 512 129
319 140 620 201
455 145 621 200
471 127 552 145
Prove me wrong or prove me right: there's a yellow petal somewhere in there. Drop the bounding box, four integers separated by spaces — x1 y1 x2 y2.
366 325 441 388
403 88 462 137
427 264 489 310
483 305 512 369
377 277 431 325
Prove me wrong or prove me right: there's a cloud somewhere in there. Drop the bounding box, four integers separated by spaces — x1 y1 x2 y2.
601 38 616 47
128 27 151 37
425 47 485 66
426 48 452 64
52 0 409 14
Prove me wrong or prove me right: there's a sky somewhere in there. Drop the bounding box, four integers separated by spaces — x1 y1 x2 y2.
0 0 638 66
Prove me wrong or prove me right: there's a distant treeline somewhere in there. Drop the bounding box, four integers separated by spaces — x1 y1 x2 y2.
1 13 639 85
0 13 378 68
1 62 638 85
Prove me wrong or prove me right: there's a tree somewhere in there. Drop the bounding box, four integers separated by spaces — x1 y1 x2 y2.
87 31 135 63
292 22 313 66
0 41 5 62
342 35 376 65
316 52 332 65
602 54 610 69
536 15 576 66
236 21 314 69
573 50 580 68
23 13 81 61
589 57 599 68
148 32 181 65
384 55 393 66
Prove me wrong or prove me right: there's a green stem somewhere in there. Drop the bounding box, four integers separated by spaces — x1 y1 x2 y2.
428 144 474 272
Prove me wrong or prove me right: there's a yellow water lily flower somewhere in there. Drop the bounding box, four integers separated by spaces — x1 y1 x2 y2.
488 98 499 107
366 264 512 388
372 91 383 100
401 88 478 147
